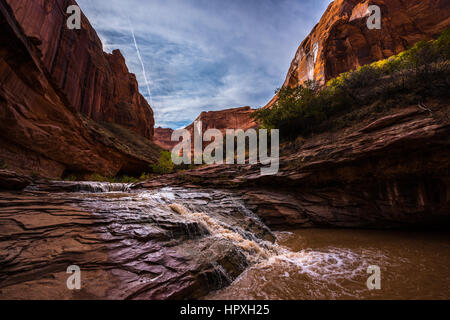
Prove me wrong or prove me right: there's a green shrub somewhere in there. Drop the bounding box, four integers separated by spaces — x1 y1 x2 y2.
151 151 174 174
88 173 107 182
64 174 78 181
114 175 139 183
139 173 151 181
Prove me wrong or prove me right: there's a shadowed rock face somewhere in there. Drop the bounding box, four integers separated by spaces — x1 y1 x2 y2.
5 0 155 139
0 0 161 178
0 185 274 300
0 170 31 190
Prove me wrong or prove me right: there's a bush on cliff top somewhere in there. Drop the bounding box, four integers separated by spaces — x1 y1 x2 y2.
253 29 450 140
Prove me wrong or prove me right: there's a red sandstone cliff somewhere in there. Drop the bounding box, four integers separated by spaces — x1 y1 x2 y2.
284 0 450 87
264 0 450 108
0 0 160 178
153 127 177 150
154 107 257 151
185 106 257 135
6 0 154 139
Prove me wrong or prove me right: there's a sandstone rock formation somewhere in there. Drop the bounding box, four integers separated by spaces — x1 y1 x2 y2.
5 0 154 139
283 0 450 88
0 0 160 178
0 185 273 299
264 0 450 108
154 107 257 152
139 102 450 229
153 127 178 150
0 170 32 190
185 106 257 135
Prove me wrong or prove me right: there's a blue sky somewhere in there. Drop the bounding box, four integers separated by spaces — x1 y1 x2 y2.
77 0 331 129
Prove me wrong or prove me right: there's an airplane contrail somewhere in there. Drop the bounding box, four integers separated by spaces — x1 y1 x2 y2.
128 19 154 107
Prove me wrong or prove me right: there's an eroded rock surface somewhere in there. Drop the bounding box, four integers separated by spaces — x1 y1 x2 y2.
0 185 274 300
154 127 178 151
154 107 258 151
185 106 257 135
140 103 450 229
283 0 450 87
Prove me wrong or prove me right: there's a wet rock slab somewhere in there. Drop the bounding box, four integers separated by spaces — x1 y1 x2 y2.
0 186 273 300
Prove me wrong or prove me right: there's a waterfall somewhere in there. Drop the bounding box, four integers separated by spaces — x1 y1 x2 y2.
27 181 132 193
169 203 281 263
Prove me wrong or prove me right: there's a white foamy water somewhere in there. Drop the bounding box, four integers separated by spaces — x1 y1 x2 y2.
169 203 277 263
207 229 450 300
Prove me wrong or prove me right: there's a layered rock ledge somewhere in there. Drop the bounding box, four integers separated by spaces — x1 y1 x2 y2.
138 102 450 229
0 185 274 300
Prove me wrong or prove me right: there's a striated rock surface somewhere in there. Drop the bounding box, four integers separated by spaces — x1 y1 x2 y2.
0 185 274 300
0 0 161 178
154 107 257 152
139 101 450 229
5 0 154 139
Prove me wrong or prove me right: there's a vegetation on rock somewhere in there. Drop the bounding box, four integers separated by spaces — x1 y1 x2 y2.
254 29 450 140
151 151 175 174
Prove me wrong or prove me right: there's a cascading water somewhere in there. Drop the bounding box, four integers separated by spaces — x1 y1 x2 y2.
27 181 132 193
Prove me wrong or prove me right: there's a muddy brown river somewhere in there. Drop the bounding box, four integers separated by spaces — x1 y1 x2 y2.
207 229 450 300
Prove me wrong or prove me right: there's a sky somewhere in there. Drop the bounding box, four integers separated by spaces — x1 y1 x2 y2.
77 0 332 129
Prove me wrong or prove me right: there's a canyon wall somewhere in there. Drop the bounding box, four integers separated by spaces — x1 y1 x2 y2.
154 107 257 151
185 106 257 136
0 0 160 178
5 0 154 139
263 0 450 109
153 127 177 151
283 0 450 88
